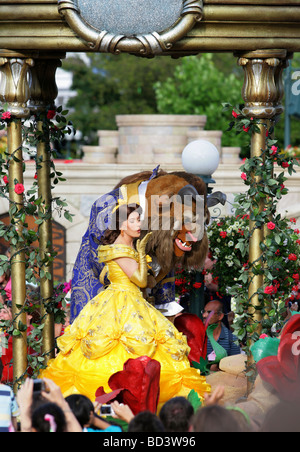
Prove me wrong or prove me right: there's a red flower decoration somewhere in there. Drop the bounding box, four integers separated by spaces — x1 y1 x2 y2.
241 172 247 181
243 125 250 133
95 356 161 415
193 282 202 289
220 231 227 239
47 109 56 120
14 183 25 195
1 112 11 121
288 254 298 261
175 313 207 364
232 110 240 118
264 285 278 295
267 222 276 230
3 175 8 185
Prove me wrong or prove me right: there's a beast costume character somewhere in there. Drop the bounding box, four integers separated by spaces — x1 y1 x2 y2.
70 166 211 322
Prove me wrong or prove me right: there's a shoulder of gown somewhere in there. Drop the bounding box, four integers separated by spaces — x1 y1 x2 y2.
98 243 139 263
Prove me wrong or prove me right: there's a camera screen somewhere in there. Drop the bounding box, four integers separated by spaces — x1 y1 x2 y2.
101 405 112 414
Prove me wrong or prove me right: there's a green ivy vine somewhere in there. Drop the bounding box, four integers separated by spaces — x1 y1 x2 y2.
0 105 73 381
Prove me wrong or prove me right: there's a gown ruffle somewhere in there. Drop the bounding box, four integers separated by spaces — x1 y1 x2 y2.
41 244 210 405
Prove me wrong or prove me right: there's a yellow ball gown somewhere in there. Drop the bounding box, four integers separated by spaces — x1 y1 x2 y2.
41 244 210 405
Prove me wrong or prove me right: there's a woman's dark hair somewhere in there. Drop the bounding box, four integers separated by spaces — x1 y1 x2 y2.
31 403 67 432
159 397 194 432
65 394 93 428
100 203 142 245
128 411 165 432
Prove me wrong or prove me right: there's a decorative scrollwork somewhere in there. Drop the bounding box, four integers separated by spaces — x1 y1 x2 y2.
57 0 203 56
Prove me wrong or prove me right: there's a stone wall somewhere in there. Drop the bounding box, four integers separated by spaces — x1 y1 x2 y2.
82 114 241 165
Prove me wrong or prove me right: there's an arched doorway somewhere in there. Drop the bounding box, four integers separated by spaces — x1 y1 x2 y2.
0 214 66 282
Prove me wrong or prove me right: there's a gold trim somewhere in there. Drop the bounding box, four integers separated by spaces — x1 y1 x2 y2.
57 0 203 55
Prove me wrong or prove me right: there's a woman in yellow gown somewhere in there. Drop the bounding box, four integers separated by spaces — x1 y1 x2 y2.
41 204 210 406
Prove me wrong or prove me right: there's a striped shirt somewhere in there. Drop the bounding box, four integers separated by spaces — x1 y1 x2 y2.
206 324 241 359
0 384 19 432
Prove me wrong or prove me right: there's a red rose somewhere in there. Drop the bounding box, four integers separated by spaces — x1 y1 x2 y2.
232 110 240 119
267 222 276 230
264 285 277 295
3 175 8 184
288 254 297 261
293 274 300 281
270 145 278 156
1 111 11 120
241 172 247 181
14 183 24 195
193 282 202 289
47 109 56 120
282 162 290 168
243 125 250 133
220 231 227 239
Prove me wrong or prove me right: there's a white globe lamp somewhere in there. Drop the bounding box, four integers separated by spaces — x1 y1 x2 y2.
182 139 220 187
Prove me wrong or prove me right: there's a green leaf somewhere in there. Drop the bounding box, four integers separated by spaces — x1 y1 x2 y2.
187 389 202 412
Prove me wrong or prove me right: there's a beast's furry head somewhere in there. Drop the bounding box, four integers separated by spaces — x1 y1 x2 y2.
115 170 209 274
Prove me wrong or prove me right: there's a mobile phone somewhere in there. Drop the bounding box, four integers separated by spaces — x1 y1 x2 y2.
100 404 114 416
33 379 46 393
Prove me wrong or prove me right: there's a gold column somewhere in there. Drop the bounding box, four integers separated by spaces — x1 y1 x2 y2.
237 50 291 389
0 52 34 391
29 56 64 363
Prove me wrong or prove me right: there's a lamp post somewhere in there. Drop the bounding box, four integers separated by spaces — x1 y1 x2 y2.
181 139 221 318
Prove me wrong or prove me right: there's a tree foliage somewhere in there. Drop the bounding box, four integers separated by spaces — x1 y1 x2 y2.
154 54 248 152
63 53 179 144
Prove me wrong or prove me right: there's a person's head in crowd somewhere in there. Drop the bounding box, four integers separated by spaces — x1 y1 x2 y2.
0 303 12 321
25 284 41 326
261 401 300 432
65 394 122 431
190 405 243 432
31 402 67 432
159 397 194 432
202 300 224 326
128 411 165 432
0 246 11 287
65 394 94 428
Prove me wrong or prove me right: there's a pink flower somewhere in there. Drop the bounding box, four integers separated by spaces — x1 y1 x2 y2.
1 111 11 121
259 334 269 339
270 145 278 156
241 172 247 181
267 222 276 230
14 183 25 195
3 175 8 184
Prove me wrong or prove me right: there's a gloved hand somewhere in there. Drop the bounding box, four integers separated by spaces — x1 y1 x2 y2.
130 232 152 288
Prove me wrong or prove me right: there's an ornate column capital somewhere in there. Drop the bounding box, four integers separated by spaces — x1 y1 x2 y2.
236 49 292 119
0 51 36 118
29 57 63 114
